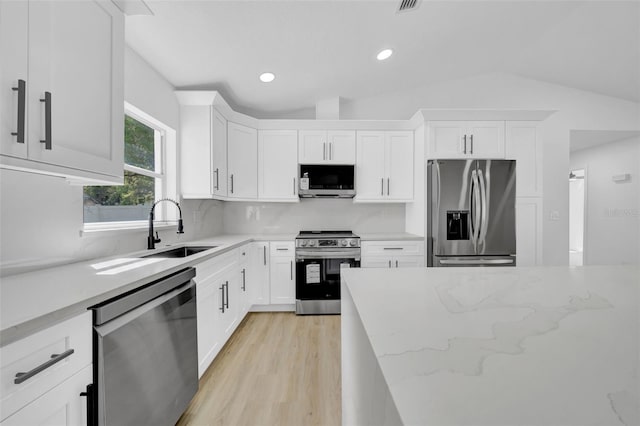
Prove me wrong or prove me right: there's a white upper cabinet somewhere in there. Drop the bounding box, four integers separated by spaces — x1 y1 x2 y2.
1 0 124 183
428 121 505 159
355 131 414 202
211 109 228 197
0 1 28 160
258 130 298 201
227 121 257 199
179 105 227 199
298 130 355 164
505 121 542 197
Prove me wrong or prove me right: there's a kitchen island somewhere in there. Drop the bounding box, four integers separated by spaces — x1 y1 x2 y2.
341 266 639 426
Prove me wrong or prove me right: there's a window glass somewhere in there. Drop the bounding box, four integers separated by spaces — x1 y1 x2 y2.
124 116 155 171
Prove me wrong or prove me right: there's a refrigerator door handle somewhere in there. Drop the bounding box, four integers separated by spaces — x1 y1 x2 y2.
470 170 481 253
477 169 488 253
440 258 514 266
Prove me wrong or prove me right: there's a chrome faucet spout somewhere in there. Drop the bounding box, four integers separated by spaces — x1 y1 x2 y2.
148 198 184 250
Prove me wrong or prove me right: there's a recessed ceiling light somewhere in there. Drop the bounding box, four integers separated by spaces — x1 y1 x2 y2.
260 72 275 83
376 49 393 61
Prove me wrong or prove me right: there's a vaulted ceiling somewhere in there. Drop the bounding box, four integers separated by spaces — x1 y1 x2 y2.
125 1 640 118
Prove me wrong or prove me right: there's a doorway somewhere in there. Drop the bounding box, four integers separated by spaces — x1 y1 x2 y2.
569 169 585 266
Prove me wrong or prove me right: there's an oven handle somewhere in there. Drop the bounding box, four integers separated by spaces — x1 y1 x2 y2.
296 251 361 260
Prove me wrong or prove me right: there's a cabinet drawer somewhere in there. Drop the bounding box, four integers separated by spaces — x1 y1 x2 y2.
1 364 91 426
1 312 92 421
361 241 424 256
270 242 294 257
193 250 238 283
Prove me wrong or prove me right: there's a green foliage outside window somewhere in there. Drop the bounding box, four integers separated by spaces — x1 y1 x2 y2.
83 116 158 222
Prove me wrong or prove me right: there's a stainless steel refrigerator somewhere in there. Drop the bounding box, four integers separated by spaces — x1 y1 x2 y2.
427 159 516 267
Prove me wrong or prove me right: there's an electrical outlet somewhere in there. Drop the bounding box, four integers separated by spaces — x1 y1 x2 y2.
549 210 560 221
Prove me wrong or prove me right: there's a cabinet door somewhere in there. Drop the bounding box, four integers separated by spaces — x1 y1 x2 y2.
427 121 466 159
516 197 542 266
0 365 91 426
466 121 505 158
211 109 228 197
227 121 257 199
360 256 393 268
394 255 425 268
298 130 327 164
249 242 270 306
269 256 295 304
195 276 223 377
327 131 356 164
385 131 414 200
180 105 212 197
0 1 29 159
506 121 541 197
355 131 386 200
222 269 240 337
27 0 124 177
258 130 298 200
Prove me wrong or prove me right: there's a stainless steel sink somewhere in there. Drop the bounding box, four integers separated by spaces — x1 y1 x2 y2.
141 246 217 259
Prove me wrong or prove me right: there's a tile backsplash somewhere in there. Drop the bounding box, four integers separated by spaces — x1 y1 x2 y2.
221 198 405 234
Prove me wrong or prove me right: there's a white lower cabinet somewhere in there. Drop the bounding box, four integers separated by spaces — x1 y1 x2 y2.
361 240 425 268
269 242 295 305
1 365 91 426
249 242 270 307
0 312 92 425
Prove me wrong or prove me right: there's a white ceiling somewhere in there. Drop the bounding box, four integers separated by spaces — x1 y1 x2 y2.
570 130 640 152
125 1 640 118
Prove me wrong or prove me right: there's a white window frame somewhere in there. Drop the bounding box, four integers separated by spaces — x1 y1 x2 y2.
83 102 177 234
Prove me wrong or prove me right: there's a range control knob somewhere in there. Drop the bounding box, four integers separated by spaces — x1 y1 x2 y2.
341 240 348 246
349 240 357 247
300 240 307 247
308 240 316 246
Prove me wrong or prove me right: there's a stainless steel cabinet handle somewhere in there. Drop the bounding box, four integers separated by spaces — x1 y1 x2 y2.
11 79 26 143
463 134 467 154
293 177 296 195
241 268 246 291
388 260 391 268
323 142 326 160
290 261 293 280
329 142 332 160
263 246 267 265
14 349 75 384
381 178 384 196
383 247 403 250
224 281 229 309
395 260 399 268
214 168 219 190
277 248 288 251
470 134 474 154
219 285 225 313
387 178 390 196
230 174 234 194
40 91 52 150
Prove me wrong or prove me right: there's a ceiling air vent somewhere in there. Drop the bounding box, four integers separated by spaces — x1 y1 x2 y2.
397 0 420 13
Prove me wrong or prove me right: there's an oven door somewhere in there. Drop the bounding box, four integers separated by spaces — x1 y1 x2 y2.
295 249 360 301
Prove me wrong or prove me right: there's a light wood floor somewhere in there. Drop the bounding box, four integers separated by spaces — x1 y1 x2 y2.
177 313 341 426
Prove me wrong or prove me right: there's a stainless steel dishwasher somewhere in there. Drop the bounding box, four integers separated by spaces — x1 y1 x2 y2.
91 267 198 426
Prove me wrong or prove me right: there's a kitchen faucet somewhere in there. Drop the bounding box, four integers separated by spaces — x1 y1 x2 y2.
148 198 184 249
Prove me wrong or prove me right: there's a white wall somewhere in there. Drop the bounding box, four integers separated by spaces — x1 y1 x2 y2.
341 72 640 265
0 47 223 276
569 137 640 265
222 199 405 235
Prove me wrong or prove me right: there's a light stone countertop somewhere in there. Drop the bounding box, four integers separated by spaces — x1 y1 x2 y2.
341 266 639 426
0 233 296 347
357 232 424 241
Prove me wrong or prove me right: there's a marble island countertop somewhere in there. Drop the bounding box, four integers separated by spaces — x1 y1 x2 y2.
0 233 299 347
341 266 639 426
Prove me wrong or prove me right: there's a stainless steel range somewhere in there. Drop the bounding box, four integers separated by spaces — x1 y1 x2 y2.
295 230 361 315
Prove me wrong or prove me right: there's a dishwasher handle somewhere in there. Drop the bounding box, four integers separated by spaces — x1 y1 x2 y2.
95 279 196 337
92 267 196 326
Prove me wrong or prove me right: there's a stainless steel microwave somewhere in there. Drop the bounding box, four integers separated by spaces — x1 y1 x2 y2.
298 164 355 198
